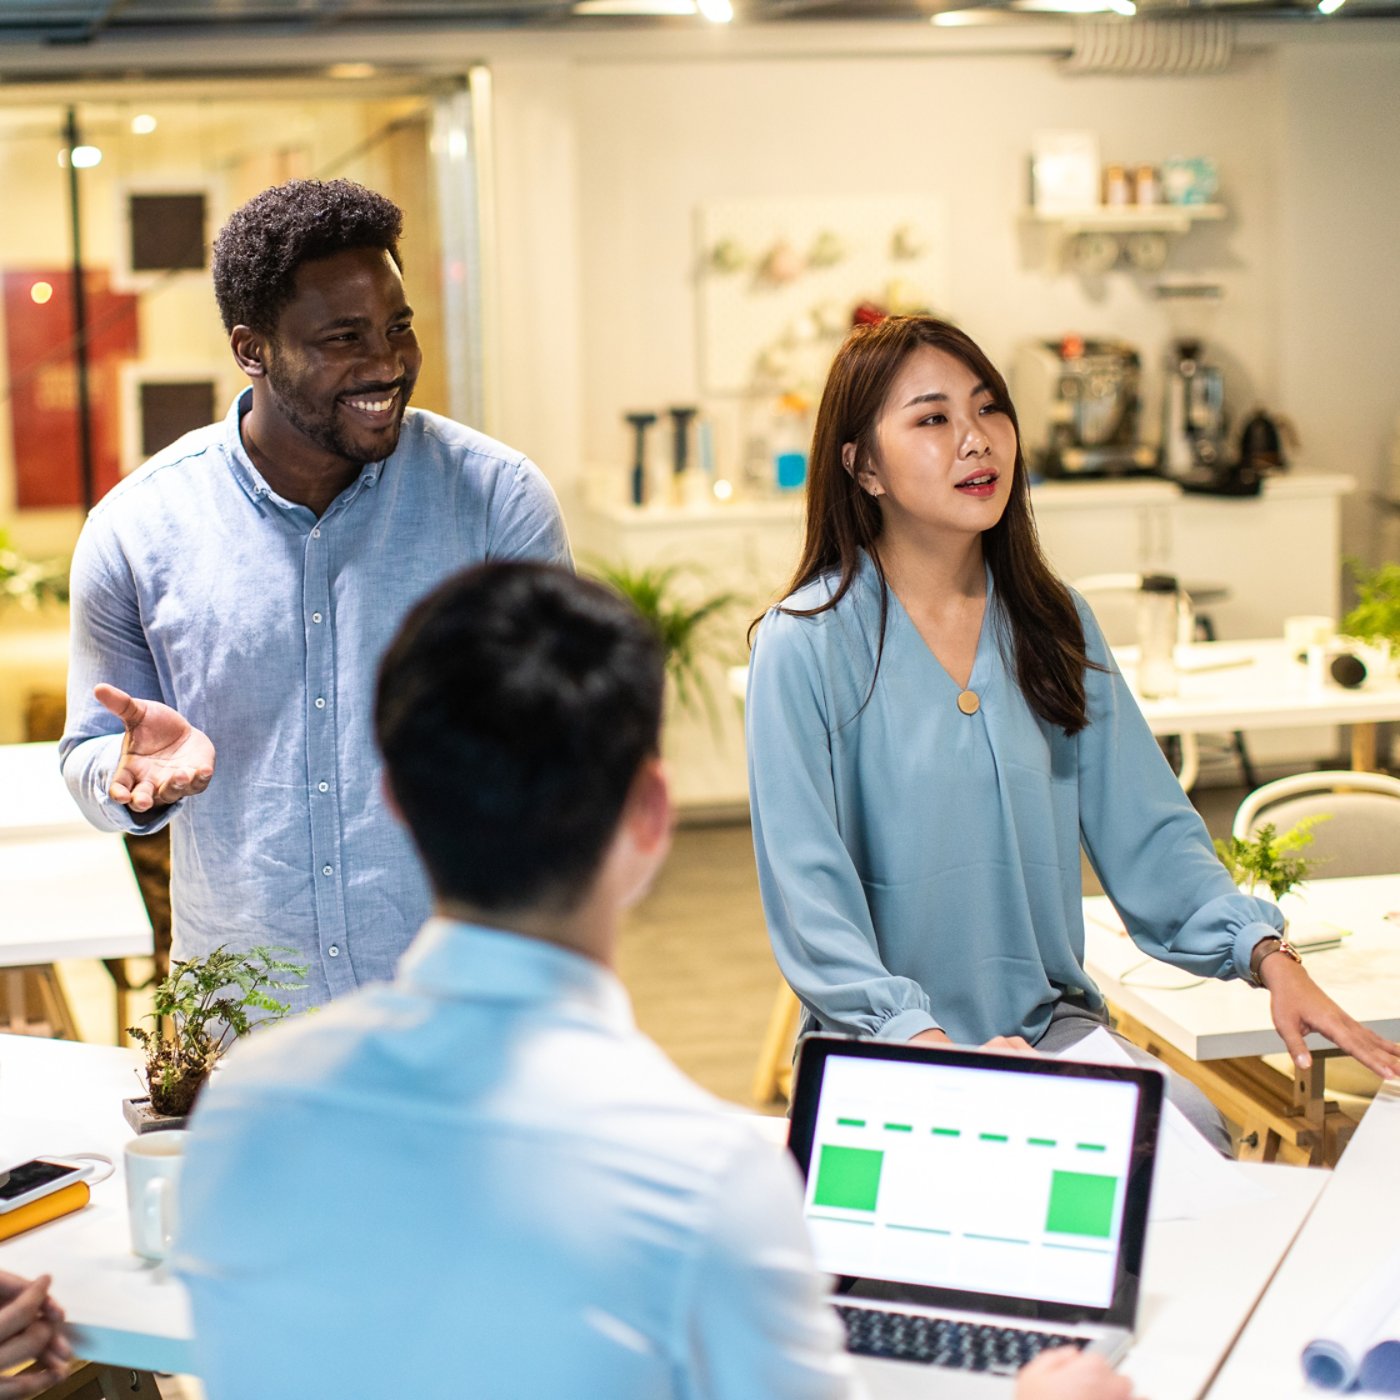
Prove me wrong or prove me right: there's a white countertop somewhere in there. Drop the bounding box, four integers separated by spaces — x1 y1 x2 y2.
574 471 1355 527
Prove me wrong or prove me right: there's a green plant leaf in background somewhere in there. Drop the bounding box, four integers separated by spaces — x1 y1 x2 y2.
0 530 69 610
1341 558 1400 660
587 560 739 734
1213 814 1331 901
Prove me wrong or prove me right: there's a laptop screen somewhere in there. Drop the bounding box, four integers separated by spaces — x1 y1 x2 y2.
788 1036 1161 1327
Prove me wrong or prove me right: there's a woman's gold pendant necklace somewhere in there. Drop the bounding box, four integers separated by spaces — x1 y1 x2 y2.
956 689 981 716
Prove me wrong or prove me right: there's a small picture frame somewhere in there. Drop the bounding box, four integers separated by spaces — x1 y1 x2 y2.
114 182 215 290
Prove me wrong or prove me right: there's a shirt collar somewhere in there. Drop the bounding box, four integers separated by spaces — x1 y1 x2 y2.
397 918 635 1033
220 388 387 512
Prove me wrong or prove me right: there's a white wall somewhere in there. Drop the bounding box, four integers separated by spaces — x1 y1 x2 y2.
1275 35 1400 564
568 45 1287 497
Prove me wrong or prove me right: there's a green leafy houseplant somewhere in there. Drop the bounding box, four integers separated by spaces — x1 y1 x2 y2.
127 945 307 1120
589 561 738 730
1341 559 1400 661
0 531 69 610
1213 816 1330 902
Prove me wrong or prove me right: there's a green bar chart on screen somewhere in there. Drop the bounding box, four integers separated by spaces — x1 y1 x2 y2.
813 1144 885 1212
1044 1170 1119 1239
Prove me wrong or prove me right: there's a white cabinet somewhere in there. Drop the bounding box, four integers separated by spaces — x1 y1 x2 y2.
1033 474 1351 637
1035 472 1354 770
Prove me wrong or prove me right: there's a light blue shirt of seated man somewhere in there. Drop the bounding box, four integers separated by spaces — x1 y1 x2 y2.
174 920 853 1400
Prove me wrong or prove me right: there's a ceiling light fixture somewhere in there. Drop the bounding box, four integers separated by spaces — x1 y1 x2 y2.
1109 0 1137 14
66 145 102 169
131 114 158 135
571 0 695 13
1316 0 1346 13
697 0 735 19
1011 0 1128 12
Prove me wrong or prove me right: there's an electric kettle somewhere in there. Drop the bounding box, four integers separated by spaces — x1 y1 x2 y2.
1237 409 1287 473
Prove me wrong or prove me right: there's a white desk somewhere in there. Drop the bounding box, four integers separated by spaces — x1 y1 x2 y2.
0 1033 1326 1400
0 1034 194 1376
0 742 153 1037
1115 639 1400 772
0 741 95 839
1085 875 1400 1164
1207 1081 1400 1398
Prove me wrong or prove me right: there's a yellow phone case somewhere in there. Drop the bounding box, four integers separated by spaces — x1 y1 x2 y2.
0 1181 90 1241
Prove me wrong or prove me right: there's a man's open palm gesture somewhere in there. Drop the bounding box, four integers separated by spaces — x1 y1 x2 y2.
95 683 216 813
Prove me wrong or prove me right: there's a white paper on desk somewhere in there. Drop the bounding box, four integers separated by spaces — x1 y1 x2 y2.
1052 1027 1268 1222
1302 1256 1400 1392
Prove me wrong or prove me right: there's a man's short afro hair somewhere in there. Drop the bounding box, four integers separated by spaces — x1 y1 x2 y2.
212 178 405 335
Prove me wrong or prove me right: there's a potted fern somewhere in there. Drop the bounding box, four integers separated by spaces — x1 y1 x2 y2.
589 560 738 732
1341 559 1400 672
1213 816 1329 902
123 944 307 1132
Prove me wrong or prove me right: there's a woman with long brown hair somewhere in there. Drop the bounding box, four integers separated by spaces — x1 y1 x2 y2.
746 316 1398 1149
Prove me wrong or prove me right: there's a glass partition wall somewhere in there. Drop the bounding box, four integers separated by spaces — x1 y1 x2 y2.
0 73 485 741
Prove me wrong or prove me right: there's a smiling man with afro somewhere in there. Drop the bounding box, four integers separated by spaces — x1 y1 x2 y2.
60 176 572 1009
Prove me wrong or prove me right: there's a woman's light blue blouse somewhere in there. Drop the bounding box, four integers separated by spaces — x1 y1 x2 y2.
746 552 1283 1047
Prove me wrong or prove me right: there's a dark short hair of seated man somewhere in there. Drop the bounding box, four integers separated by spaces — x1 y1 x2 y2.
375 561 665 917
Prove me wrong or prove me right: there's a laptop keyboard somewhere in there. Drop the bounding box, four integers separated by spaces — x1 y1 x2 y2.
836 1304 1089 1372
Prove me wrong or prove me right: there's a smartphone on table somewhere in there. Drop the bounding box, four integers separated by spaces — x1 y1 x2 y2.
0 1158 87 1212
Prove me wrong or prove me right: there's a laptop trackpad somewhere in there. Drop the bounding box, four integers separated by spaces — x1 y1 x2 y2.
853 1354 1016 1397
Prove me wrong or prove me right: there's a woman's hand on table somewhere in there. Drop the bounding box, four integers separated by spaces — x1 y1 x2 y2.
0 1272 71 1398
909 1029 1036 1053
95 683 216 814
1016 1346 1137 1400
1261 954 1400 1079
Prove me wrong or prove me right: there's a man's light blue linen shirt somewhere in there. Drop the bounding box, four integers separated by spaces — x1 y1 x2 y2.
175 921 855 1400
746 553 1283 1047
60 392 571 1008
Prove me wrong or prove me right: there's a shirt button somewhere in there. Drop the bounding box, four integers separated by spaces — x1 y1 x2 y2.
312 527 321 538
315 697 326 709
312 612 323 624
322 865 333 876
318 781 329 793
328 945 340 958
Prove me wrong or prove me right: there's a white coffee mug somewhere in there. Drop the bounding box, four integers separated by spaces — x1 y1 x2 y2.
125 1133 185 1262
1284 614 1334 654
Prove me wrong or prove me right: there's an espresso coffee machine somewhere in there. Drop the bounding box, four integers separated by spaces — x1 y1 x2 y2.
1161 337 1229 480
1013 337 1159 478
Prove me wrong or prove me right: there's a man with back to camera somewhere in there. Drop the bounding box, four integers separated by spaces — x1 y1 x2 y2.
172 562 1132 1400
59 178 570 1010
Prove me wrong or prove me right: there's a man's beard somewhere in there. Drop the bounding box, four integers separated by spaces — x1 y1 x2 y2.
265 360 412 468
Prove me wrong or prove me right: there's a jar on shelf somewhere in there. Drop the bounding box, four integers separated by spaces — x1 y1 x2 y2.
1104 164 1131 207
1134 165 1160 206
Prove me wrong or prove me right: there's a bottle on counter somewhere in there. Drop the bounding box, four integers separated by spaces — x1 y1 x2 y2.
772 392 811 493
1104 164 1131 207
1137 573 1182 699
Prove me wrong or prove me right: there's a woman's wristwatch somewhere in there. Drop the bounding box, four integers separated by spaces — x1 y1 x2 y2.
1249 934 1303 987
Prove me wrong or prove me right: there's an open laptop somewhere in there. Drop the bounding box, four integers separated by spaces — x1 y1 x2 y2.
787 1035 1163 1398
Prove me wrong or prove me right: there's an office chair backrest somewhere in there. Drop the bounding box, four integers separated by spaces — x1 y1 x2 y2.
1232 771 1400 880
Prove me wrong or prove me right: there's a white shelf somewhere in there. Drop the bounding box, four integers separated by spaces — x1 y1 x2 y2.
1022 203 1226 236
